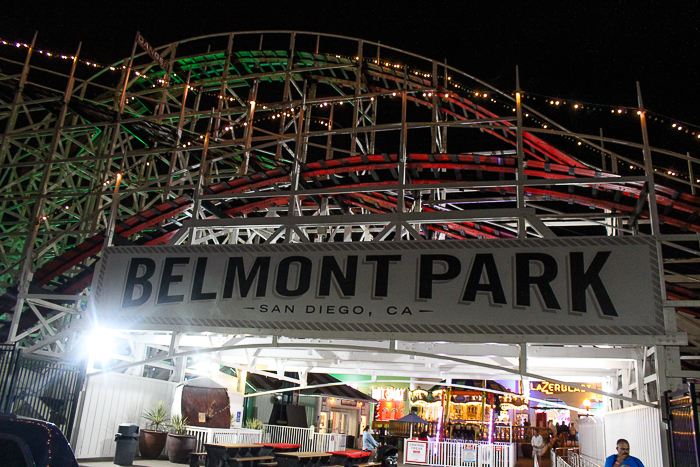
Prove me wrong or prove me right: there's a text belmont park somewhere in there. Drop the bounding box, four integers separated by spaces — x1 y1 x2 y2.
121 252 617 316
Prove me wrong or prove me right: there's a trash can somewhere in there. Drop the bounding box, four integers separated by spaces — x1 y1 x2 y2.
114 424 140 466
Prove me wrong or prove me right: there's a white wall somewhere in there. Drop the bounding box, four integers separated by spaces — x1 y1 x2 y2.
73 372 176 459
229 390 244 427
578 416 605 465
603 405 663 467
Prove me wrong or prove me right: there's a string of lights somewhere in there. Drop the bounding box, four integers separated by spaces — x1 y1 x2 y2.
6 36 698 140
4 36 699 177
0 38 123 71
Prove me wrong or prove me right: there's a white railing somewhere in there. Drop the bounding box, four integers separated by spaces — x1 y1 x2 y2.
402 440 515 467
261 425 346 452
263 425 315 451
186 426 263 452
554 454 574 467
313 432 346 451
568 451 603 467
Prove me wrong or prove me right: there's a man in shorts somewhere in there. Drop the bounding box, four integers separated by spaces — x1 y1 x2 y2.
531 429 544 465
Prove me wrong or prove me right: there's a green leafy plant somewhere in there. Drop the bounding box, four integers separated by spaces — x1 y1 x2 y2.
170 414 190 436
244 418 263 430
142 400 170 432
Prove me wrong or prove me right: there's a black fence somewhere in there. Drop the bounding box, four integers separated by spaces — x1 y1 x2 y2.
0 342 85 437
666 383 700 467
0 343 22 411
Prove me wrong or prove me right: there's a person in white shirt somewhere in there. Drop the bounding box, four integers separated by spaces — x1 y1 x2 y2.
362 426 380 461
531 429 544 464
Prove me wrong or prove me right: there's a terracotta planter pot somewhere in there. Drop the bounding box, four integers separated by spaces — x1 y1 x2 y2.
139 430 168 459
167 434 197 464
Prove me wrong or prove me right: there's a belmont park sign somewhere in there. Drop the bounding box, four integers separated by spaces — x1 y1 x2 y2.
92 237 664 342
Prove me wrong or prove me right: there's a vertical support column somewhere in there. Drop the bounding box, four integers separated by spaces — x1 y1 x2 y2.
301 83 316 163
431 60 440 154
215 33 235 137
396 88 408 241
688 152 696 195
370 89 378 153
118 33 140 114
350 40 364 159
189 46 211 133
654 344 677 467
165 68 192 201
240 79 259 176
126 342 148 377
325 104 334 160
189 110 215 245
599 128 607 172
637 82 660 236
634 347 647 402
519 343 529 410
276 33 296 161
515 67 526 238
286 80 307 241
102 173 123 248
9 37 78 343
1 31 37 148
101 38 139 242
167 332 184 383
155 43 178 122
442 59 449 151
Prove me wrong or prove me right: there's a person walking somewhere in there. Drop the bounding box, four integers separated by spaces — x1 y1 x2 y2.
604 439 644 467
362 426 380 461
569 422 578 444
531 429 544 465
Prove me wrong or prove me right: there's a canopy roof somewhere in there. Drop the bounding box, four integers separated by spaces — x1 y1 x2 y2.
246 372 377 403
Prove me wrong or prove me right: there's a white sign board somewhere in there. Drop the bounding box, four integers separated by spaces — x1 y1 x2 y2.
462 444 477 463
91 237 664 343
405 440 428 464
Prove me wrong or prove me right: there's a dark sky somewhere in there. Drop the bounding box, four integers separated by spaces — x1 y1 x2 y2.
3 1 698 139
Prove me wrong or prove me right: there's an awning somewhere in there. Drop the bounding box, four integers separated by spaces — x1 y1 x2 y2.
246 372 377 403
427 379 509 393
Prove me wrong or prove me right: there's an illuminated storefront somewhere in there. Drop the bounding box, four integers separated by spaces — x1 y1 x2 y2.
372 387 407 421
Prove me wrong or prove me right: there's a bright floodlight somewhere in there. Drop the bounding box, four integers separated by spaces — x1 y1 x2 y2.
84 327 117 359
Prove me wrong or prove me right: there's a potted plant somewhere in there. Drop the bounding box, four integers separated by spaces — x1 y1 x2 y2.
139 400 170 459
244 418 264 430
167 414 197 464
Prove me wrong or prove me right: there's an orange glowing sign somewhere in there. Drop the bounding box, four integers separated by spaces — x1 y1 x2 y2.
529 381 592 394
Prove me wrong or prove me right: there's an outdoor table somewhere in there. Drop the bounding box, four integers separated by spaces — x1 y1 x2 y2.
256 443 303 456
274 451 332 467
214 443 265 457
204 443 271 467
326 450 371 467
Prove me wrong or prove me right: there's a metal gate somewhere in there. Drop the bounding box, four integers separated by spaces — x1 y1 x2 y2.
666 383 700 467
0 342 85 437
0 343 22 411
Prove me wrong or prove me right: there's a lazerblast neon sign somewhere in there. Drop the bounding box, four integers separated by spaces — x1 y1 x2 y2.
92 237 664 341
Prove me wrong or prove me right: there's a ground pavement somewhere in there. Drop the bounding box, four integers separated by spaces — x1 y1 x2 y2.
79 457 552 467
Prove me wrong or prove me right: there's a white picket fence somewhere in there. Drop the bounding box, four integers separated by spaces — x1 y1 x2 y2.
186 427 263 452
403 439 516 467
262 425 346 452
567 451 602 467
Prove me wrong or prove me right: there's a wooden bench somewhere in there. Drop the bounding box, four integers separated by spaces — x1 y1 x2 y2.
189 452 207 467
356 463 382 467
259 463 278 467
230 455 276 467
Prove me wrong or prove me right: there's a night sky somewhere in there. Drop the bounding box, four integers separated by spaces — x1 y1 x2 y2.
2 1 699 151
